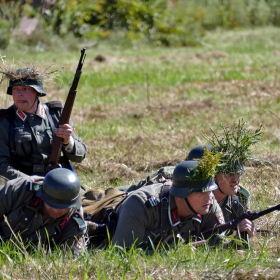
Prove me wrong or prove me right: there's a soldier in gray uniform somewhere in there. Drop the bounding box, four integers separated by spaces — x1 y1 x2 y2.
118 144 254 239
187 145 255 238
112 160 225 250
0 68 87 180
0 168 86 257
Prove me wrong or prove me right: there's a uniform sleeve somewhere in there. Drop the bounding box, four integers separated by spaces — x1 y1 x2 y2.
112 195 153 248
62 119 87 163
0 118 29 180
50 108 87 163
0 177 35 216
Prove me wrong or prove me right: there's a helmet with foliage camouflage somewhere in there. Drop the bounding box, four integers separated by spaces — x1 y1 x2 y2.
36 168 81 209
7 68 46 96
186 145 212 161
170 160 218 198
204 119 263 174
187 145 245 174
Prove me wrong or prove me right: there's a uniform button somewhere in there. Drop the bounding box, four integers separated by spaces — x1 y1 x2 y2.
18 140 22 143
35 214 37 218
25 217 28 221
37 132 40 135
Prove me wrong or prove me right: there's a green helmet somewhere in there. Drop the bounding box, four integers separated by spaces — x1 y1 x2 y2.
170 161 217 198
36 168 81 209
187 145 245 174
186 145 212 161
7 68 46 96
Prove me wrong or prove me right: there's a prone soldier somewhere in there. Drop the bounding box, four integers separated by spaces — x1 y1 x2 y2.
0 168 86 257
112 160 225 250
0 67 87 179
117 121 262 240
187 145 255 238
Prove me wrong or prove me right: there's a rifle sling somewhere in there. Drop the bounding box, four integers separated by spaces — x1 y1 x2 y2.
160 184 170 238
42 103 56 137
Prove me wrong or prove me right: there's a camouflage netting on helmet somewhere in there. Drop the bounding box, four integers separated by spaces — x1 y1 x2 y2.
0 56 59 96
204 118 264 174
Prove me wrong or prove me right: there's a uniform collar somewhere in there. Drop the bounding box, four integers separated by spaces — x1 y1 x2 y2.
168 194 180 226
13 102 46 122
168 193 195 226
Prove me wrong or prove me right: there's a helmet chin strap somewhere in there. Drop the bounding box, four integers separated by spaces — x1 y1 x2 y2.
29 96 39 113
217 184 225 195
185 197 198 215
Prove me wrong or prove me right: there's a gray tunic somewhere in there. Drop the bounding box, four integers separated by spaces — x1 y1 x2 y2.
0 101 87 179
219 185 250 222
0 176 86 256
113 183 225 249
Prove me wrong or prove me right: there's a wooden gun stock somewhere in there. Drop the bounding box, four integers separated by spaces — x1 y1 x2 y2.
47 48 86 172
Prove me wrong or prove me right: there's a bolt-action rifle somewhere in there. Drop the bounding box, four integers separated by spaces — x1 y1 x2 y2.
199 203 280 247
47 48 86 172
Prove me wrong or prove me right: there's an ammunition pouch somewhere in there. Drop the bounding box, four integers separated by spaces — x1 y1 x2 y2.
86 208 118 248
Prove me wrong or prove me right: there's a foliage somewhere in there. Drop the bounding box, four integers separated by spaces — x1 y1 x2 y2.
40 0 280 47
0 0 23 49
189 148 221 181
205 119 264 174
2 0 280 48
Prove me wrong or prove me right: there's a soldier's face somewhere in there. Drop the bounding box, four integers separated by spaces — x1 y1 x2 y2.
44 203 69 219
215 173 241 196
186 191 214 215
12 86 38 113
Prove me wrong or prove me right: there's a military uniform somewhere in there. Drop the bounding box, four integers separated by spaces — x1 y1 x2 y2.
113 183 225 249
0 176 86 257
0 101 87 179
218 185 250 222
120 167 250 224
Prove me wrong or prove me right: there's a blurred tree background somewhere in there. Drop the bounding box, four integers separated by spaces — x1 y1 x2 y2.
1 0 280 49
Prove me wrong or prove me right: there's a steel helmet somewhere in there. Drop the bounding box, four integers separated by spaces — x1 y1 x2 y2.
187 145 245 174
186 145 212 160
170 160 217 198
7 68 46 96
36 168 81 209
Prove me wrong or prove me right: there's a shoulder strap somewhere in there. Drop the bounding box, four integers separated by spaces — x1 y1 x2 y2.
0 106 15 120
5 106 17 162
45 101 63 109
160 184 170 237
231 194 240 214
42 103 56 137
238 186 250 199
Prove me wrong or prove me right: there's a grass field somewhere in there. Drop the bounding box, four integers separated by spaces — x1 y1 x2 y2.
1 26 280 279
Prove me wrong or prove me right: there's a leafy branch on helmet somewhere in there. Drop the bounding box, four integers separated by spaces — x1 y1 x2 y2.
189 148 221 181
0 58 59 85
204 118 264 173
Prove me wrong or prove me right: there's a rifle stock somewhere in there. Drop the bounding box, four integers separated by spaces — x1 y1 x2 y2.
201 203 280 240
47 48 86 172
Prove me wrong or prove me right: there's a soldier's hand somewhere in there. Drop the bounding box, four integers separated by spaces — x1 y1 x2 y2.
237 218 255 238
56 124 73 144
